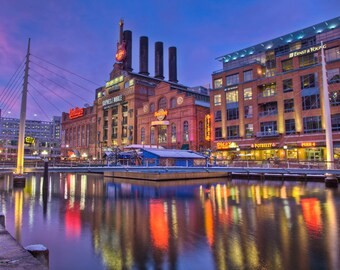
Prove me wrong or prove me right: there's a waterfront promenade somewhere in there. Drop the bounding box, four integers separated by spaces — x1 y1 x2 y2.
1 160 340 182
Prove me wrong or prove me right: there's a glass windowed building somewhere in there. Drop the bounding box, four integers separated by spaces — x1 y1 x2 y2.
211 17 340 162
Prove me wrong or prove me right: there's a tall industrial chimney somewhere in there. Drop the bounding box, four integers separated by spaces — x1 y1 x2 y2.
139 36 149 75
168 46 178 83
123 30 132 71
154 41 164 80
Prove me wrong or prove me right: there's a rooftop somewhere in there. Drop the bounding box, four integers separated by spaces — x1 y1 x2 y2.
216 16 340 63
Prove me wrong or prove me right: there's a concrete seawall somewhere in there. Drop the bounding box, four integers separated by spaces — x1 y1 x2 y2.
0 225 47 270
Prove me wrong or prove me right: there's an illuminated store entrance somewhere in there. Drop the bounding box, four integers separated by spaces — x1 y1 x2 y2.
158 125 167 144
305 148 324 161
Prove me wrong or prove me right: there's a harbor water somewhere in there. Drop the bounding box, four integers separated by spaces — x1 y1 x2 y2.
0 173 339 270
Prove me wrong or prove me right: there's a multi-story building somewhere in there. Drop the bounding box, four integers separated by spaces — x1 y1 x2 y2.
0 111 61 160
137 82 210 151
61 105 97 159
92 20 210 158
211 17 340 162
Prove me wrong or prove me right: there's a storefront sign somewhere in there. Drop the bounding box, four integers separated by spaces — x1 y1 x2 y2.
252 143 276 148
102 95 124 108
301 142 316 147
105 75 124 88
224 85 238 92
151 120 170 126
69 107 84 119
216 141 238 150
25 136 35 145
205 114 211 141
289 44 326 58
154 109 168 121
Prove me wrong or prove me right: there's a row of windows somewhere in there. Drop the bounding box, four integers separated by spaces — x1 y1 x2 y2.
140 121 205 144
214 90 340 122
214 114 340 139
215 47 340 88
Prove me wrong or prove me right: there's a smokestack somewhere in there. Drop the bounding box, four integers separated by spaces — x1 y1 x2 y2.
168 47 178 83
139 36 149 75
123 30 132 71
154 41 164 80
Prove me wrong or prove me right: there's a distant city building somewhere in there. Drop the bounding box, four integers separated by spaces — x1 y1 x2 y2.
0 112 61 159
61 105 97 159
211 17 340 162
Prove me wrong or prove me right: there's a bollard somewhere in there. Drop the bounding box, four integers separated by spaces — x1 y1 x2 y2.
43 158 49 182
25 244 49 268
0 213 5 228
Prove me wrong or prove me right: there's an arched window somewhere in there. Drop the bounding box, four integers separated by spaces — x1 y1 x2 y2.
170 98 176 109
150 103 155 113
141 127 145 143
171 123 176 143
158 97 167 110
199 121 204 142
183 121 189 142
150 127 155 144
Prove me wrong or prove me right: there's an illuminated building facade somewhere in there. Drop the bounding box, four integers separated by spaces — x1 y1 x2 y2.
94 20 211 157
137 82 210 151
61 106 97 159
211 17 340 162
0 112 61 159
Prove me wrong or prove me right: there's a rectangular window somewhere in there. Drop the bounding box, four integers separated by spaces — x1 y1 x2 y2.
214 78 223 89
226 90 238 103
325 47 340 62
284 99 294 112
282 59 293 72
283 79 293 93
243 70 253 82
214 110 222 122
244 105 253 118
260 121 277 134
301 73 317 89
227 125 239 139
331 114 340 131
244 87 252 100
303 116 322 133
214 94 222 106
226 74 239 86
328 68 340 84
215 127 222 140
227 108 239 120
302 94 320 110
285 119 296 135
299 53 318 67
245 124 253 138
330 90 340 106
260 84 276 97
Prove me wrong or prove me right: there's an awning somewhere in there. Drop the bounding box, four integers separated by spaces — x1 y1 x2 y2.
181 144 189 150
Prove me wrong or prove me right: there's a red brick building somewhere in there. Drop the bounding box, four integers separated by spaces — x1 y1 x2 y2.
137 82 210 151
61 106 97 159
211 17 340 162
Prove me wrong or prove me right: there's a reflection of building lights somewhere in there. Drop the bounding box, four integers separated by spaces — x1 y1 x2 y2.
150 200 169 251
301 198 322 235
205 200 214 247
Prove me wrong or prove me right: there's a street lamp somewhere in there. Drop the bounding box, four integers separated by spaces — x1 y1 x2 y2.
283 145 289 168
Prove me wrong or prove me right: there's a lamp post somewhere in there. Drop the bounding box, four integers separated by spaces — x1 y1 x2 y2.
283 145 289 168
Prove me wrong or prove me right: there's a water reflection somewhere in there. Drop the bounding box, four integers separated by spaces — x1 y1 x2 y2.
0 173 339 270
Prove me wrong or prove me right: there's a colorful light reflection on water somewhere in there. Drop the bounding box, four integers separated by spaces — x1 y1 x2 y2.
0 174 340 270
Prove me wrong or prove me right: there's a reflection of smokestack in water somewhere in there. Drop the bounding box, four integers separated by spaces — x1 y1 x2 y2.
154 41 164 80
139 36 149 75
168 47 178 83
123 30 132 71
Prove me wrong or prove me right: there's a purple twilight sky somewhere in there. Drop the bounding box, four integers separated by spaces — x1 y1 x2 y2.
0 0 339 121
